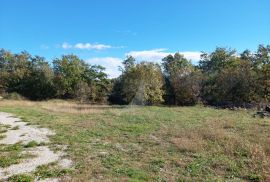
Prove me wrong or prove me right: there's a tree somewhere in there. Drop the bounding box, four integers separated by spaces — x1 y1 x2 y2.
53 55 86 98
162 53 202 105
200 48 259 106
108 77 126 104
199 47 237 73
122 56 135 71
253 45 270 103
121 61 164 105
0 49 31 95
53 55 109 102
24 56 56 100
83 65 110 103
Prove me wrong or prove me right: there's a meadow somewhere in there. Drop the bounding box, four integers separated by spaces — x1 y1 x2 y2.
0 100 269 181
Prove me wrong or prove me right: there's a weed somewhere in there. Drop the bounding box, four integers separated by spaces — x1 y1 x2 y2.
23 141 39 148
11 126 20 130
8 174 34 182
34 163 71 180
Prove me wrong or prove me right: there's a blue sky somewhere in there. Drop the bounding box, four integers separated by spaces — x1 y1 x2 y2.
0 0 269 77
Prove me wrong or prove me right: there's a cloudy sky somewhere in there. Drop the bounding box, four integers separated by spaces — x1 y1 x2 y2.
1 0 269 78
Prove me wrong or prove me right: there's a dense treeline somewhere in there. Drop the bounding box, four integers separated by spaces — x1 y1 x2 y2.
0 50 109 102
0 45 269 106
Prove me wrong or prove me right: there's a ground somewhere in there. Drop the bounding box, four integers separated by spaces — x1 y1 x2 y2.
0 100 269 182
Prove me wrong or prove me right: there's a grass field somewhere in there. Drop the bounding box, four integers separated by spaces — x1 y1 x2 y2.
0 100 269 181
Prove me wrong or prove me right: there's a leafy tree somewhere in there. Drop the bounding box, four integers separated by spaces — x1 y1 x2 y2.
199 47 260 106
84 65 110 103
53 55 87 98
24 56 56 100
121 61 164 105
162 53 202 105
108 77 126 104
53 55 109 102
122 56 135 71
199 47 237 73
253 45 270 102
202 59 256 105
0 49 31 95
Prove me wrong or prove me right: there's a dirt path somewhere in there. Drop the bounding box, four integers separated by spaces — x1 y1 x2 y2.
0 112 72 181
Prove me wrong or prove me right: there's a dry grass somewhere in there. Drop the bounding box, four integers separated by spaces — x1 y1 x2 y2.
41 102 106 114
171 137 205 153
0 100 36 107
0 99 121 114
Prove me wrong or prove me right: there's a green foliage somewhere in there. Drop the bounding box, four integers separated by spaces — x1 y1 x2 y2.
199 47 237 73
200 45 270 106
24 56 56 100
53 55 87 98
53 55 109 102
248 173 263 182
202 59 257 105
0 49 55 100
8 174 34 182
108 77 127 104
34 163 71 180
121 61 164 105
162 53 202 105
0 50 110 102
0 143 27 168
1 44 269 106
23 140 39 148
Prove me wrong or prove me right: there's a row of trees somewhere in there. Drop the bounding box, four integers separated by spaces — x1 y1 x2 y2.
0 44 269 106
0 50 109 102
110 45 269 106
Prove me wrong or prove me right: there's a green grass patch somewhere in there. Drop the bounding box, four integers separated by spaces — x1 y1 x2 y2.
0 134 5 139
23 141 39 148
0 143 35 168
0 124 10 133
34 163 71 180
0 101 269 181
11 125 20 130
8 174 34 182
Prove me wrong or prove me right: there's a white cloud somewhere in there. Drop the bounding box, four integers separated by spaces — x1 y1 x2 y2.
62 42 72 49
85 49 202 79
87 57 122 78
126 49 170 62
179 51 202 62
74 43 112 50
61 42 117 50
126 49 201 64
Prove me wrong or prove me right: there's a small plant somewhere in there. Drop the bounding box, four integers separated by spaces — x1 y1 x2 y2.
0 143 24 167
34 163 71 179
0 124 10 133
248 173 263 182
11 126 20 130
0 156 19 167
24 141 39 148
149 159 165 172
0 129 7 133
8 174 34 182
0 134 5 139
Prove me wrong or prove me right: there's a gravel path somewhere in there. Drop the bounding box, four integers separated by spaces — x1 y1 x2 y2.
0 112 72 181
